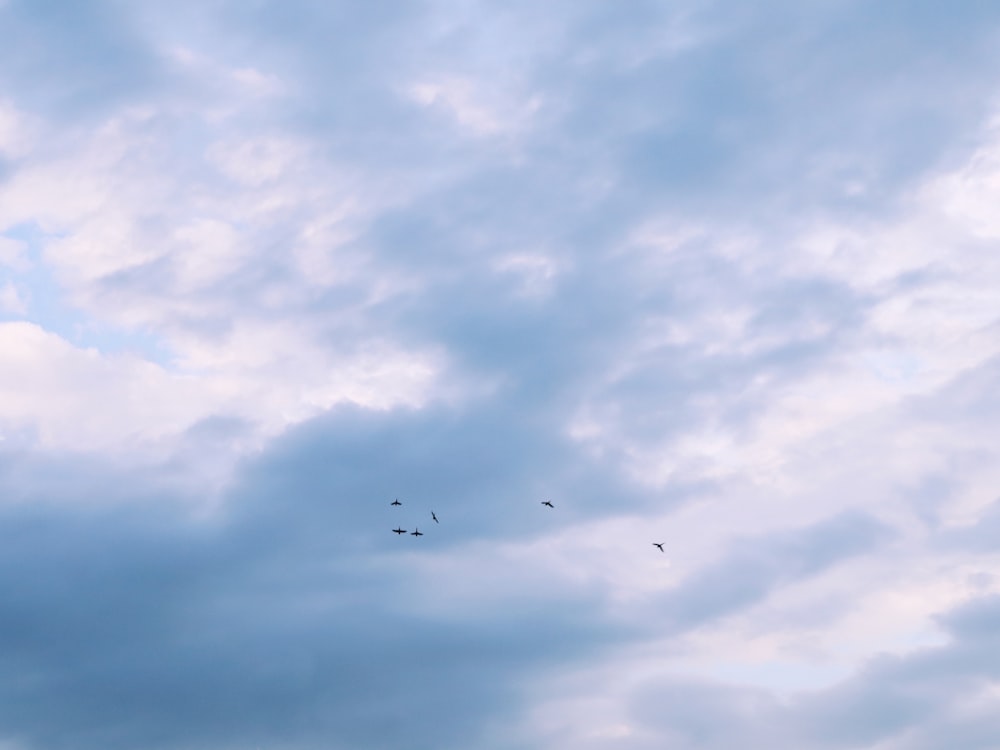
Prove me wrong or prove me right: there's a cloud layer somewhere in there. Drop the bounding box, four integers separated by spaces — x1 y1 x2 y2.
1 1 1000 748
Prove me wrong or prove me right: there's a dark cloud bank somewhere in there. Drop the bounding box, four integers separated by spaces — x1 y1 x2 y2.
0 414 616 750
0 405 908 750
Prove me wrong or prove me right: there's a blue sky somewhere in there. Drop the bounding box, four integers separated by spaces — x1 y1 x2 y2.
1 1 1000 747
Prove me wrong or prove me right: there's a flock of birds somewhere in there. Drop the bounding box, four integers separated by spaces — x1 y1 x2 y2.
389 498 666 552
388 497 438 537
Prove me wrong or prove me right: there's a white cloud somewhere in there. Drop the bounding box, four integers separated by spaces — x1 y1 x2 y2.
0 100 34 159
0 89 455 452
0 321 217 450
407 75 543 137
206 135 310 187
490 252 563 298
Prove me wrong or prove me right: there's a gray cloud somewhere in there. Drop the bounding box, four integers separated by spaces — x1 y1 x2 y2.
654 511 894 633
0 0 162 118
0 414 897 749
623 594 1000 750
0 417 631 750
1 1 1000 748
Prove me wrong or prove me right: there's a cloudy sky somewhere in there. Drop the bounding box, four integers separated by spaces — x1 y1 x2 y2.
1 1 1000 748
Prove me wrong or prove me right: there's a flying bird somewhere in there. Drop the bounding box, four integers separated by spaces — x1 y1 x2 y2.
411 528 424 537
541 501 554 508
653 543 665 552
393 527 407 535
391 498 402 506
431 511 439 523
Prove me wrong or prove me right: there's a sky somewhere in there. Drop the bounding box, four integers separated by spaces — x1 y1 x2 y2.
1 1 1000 748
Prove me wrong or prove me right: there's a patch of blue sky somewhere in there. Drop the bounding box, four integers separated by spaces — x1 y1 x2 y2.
1 221 173 366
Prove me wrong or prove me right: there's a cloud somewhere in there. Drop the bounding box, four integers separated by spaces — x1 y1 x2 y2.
0 0 161 118
0 321 220 449
0 1 999 748
0 404 638 750
609 592 1000 750
655 511 895 633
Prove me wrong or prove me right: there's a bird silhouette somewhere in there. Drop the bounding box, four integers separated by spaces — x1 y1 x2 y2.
653 543 665 552
411 528 424 537
393 527 407 535
391 498 402 506
431 511 439 523
541 501 554 508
